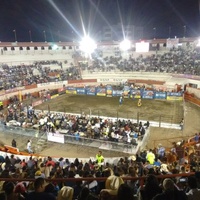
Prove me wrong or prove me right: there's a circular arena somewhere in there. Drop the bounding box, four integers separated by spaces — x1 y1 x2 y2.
0 39 200 199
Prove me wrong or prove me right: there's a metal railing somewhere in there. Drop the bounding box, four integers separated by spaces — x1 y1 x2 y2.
0 172 195 190
0 122 146 155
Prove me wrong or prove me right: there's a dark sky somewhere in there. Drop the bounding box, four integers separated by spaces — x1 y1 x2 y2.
0 0 199 42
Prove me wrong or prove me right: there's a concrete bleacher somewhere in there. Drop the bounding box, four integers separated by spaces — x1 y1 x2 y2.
0 52 75 67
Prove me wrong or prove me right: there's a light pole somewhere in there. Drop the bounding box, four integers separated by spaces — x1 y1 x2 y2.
43 30 47 42
183 25 186 38
58 30 61 42
13 30 17 42
72 30 74 42
153 27 156 39
29 30 32 42
168 26 171 38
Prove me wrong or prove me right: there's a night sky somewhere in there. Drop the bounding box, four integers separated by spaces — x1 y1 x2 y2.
0 0 199 42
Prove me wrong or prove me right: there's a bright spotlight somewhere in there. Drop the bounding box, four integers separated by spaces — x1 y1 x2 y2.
79 36 97 54
119 39 131 51
197 39 200 47
52 44 58 50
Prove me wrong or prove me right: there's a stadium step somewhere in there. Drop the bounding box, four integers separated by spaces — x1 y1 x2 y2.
36 136 47 152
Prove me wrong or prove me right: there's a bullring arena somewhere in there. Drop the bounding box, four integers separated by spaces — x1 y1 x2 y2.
0 39 200 197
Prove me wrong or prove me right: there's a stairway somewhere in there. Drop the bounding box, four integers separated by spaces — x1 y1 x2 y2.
35 133 48 153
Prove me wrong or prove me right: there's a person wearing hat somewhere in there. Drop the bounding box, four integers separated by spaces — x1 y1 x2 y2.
100 175 124 196
26 177 56 200
152 178 187 200
35 170 45 179
160 164 171 174
57 186 74 200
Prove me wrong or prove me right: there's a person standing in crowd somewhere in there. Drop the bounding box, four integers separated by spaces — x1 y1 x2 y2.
27 140 33 154
157 144 165 160
180 118 184 131
96 151 104 171
11 139 17 148
146 149 155 165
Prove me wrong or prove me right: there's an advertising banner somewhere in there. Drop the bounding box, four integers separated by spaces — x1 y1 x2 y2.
167 96 183 100
123 86 130 98
154 92 167 99
167 92 182 96
47 132 65 144
66 86 77 94
76 87 86 95
112 89 123 96
167 92 183 100
142 90 154 99
106 85 113 97
51 94 59 99
86 86 96 96
96 87 106 96
130 89 141 99
97 78 127 83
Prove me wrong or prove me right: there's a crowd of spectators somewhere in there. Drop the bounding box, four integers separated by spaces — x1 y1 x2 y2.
0 45 200 91
0 147 199 200
0 60 80 90
2 101 147 148
84 46 200 75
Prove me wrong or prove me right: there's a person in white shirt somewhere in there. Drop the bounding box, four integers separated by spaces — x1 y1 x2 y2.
27 140 33 153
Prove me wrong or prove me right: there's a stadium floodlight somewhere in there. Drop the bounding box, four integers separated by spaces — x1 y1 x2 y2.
197 39 200 47
119 39 131 51
52 44 58 50
79 36 97 54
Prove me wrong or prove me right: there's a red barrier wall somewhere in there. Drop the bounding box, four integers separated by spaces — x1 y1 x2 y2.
25 84 37 90
128 79 165 85
184 93 200 106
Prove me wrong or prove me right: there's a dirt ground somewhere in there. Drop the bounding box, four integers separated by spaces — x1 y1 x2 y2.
0 94 199 158
35 94 184 124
